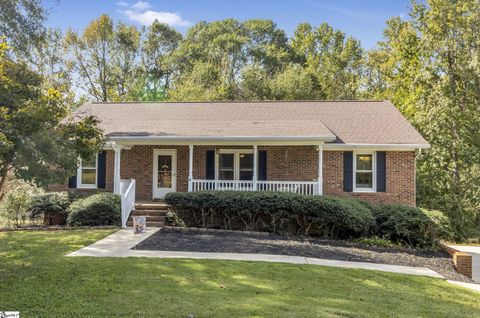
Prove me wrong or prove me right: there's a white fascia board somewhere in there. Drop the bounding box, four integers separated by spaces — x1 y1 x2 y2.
323 143 430 151
107 135 336 145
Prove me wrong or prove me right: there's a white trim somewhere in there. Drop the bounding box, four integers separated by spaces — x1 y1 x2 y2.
152 149 177 199
77 155 98 189
253 145 258 191
317 144 323 195
353 151 376 193
324 143 429 150
107 137 429 149
188 144 193 192
215 149 254 181
108 135 336 142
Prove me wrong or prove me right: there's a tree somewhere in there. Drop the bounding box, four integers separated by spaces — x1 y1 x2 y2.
364 0 480 238
137 21 182 101
112 22 141 101
65 14 142 102
270 63 317 100
0 41 104 200
169 19 292 101
0 0 51 55
291 22 364 99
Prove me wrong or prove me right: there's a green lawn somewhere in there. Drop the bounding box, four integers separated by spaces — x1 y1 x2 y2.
0 230 479 318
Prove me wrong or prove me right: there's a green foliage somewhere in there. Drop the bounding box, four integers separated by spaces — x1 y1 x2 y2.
165 191 374 238
363 1 480 239
66 192 120 226
28 192 72 225
0 41 104 194
0 0 48 55
356 237 397 248
372 204 451 248
0 181 43 227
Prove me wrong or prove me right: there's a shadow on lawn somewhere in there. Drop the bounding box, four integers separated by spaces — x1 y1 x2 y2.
0 230 478 317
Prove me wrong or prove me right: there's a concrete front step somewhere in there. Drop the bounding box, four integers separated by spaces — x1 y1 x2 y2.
135 202 169 210
126 220 165 227
131 210 167 216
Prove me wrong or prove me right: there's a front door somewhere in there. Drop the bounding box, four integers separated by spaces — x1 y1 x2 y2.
153 149 177 198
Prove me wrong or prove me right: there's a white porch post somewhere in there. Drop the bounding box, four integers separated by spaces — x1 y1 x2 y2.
188 144 193 192
112 143 122 195
253 144 258 191
317 143 323 195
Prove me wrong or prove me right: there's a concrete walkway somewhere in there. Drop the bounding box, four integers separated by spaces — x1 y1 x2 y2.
68 228 443 279
446 245 480 282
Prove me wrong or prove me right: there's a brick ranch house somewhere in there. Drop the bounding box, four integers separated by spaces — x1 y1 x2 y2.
58 100 429 226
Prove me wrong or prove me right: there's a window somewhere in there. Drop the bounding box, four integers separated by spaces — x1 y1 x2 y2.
216 150 254 180
77 154 97 188
239 153 254 180
219 153 234 180
354 152 375 192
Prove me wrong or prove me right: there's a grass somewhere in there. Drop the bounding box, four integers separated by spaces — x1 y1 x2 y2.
0 230 479 318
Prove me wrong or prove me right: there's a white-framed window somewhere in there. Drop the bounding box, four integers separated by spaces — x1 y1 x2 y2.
77 154 98 189
353 152 376 192
216 149 254 180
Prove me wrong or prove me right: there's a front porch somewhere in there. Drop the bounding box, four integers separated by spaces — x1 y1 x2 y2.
111 144 325 199
111 143 324 227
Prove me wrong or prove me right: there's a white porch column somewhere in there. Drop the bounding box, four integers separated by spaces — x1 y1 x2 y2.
317 143 323 195
112 143 122 195
253 144 258 191
188 144 193 192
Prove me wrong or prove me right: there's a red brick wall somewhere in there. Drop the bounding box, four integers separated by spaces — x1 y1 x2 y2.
323 151 416 205
55 145 417 205
106 145 189 200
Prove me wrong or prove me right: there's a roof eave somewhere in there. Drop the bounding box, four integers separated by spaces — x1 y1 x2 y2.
323 143 430 150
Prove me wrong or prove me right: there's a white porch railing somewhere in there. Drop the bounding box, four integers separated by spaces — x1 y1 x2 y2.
120 178 136 227
191 179 318 195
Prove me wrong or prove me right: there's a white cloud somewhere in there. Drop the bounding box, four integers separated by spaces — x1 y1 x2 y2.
118 1 191 27
131 1 151 11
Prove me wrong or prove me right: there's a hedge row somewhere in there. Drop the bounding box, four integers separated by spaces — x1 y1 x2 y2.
165 191 451 247
28 192 121 227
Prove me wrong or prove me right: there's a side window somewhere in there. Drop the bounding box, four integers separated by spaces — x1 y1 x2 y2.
77 154 97 188
354 153 375 191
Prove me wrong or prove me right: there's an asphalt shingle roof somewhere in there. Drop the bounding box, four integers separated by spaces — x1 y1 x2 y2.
68 100 428 146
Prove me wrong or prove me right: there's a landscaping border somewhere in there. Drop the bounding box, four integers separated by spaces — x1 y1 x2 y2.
441 243 472 278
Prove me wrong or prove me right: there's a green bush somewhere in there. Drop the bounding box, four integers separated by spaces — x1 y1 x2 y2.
28 192 72 225
1 181 43 227
372 204 451 247
165 191 374 238
67 193 121 226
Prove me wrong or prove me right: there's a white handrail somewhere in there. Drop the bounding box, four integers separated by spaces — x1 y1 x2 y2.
190 179 318 195
120 179 136 227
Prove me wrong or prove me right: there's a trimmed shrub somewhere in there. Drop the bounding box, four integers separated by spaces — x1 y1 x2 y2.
372 204 451 247
165 191 374 238
28 192 71 225
67 193 121 226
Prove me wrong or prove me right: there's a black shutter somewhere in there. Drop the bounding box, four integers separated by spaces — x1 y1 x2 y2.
97 151 107 188
258 150 267 181
68 175 77 188
206 150 215 180
376 151 386 192
343 151 353 192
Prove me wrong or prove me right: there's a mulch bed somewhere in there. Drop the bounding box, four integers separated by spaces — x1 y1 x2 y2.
134 227 472 282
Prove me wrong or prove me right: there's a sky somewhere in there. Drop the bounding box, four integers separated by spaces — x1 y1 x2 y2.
46 0 413 49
